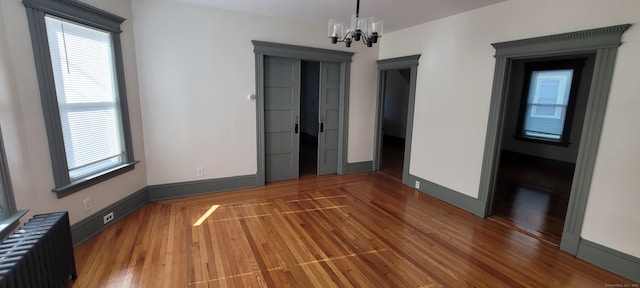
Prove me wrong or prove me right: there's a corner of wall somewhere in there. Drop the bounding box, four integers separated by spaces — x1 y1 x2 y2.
405 173 485 217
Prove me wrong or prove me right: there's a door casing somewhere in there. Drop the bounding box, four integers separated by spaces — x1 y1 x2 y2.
253 41 353 185
477 24 631 254
373 55 420 186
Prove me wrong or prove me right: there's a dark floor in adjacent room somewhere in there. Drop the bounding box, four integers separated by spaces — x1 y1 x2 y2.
380 135 404 181
299 133 318 177
490 151 574 246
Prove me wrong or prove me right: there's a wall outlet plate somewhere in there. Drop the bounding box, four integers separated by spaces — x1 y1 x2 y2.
415 181 420 189
103 212 114 224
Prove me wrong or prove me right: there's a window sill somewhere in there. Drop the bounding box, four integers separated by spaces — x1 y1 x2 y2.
53 160 139 198
0 210 28 242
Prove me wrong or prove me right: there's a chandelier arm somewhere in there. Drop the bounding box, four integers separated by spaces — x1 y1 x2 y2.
361 33 369 45
348 29 356 40
333 31 351 43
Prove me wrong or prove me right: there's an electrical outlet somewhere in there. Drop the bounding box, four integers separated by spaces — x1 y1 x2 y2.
82 198 92 211
103 212 114 224
415 181 420 189
197 167 204 177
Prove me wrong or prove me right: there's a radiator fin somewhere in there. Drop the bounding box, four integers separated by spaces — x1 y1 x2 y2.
0 212 77 288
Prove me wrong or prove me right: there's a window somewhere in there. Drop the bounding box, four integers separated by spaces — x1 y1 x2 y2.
24 0 137 197
522 69 573 140
0 126 24 240
0 126 17 220
517 60 584 145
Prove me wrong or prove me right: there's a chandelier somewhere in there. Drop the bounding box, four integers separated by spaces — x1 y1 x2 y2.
328 0 383 47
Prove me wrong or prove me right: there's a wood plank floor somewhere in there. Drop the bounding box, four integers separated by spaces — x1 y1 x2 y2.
72 173 633 287
491 154 573 246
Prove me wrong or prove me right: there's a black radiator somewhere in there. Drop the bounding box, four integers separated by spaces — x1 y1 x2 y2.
0 211 77 288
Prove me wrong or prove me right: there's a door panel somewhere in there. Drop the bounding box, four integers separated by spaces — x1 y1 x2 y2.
318 62 340 175
265 56 300 182
265 87 296 109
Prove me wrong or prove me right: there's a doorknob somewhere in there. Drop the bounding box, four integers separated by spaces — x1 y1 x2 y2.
320 115 324 133
295 116 299 134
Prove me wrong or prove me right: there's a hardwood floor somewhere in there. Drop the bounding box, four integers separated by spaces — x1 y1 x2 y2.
490 152 573 246
72 173 632 287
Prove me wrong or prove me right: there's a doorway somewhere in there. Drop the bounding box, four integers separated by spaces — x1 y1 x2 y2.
478 24 630 254
374 55 420 186
263 57 341 182
380 69 411 180
300 61 320 177
489 55 594 246
254 41 353 185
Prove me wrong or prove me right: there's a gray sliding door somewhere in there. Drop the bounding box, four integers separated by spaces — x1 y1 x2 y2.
317 62 340 175
264 56 301 182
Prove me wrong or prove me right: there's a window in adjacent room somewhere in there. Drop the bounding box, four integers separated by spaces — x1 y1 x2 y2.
23 0 137 197
516 60 584 146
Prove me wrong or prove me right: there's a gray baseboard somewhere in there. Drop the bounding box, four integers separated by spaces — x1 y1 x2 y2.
346 161 373 174
405 174 485 217
577 239 640 283
71 187 149 247
148 174 257 201
70 174 257 247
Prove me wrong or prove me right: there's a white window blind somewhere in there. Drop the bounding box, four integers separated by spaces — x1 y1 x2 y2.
45 16 124 180
523 69 573 141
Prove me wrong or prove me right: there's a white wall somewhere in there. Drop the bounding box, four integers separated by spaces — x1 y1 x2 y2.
131 0 378 185
0 0 147 224
347 46 379 163
379 0 640 258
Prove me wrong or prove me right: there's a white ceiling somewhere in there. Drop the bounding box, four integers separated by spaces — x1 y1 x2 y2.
176 0 506 33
